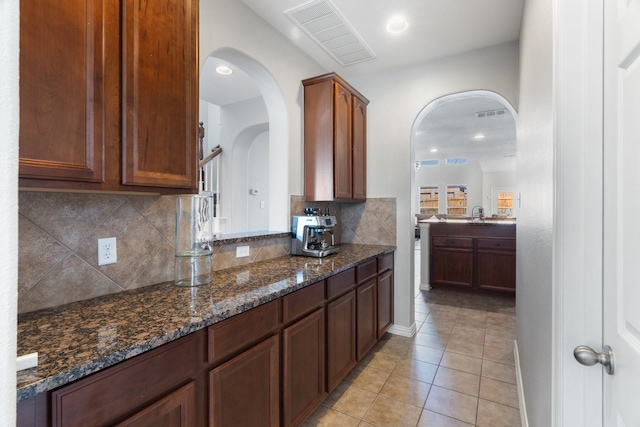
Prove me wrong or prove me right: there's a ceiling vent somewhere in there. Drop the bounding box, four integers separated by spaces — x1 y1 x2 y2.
475 109 507 118
285 0 376 67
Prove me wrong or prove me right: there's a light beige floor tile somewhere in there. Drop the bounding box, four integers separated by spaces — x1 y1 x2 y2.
345 366 392 393
484 334 514 351
450 326 485 346
476 399 522 427
485 324 516 341
323 382 377 418
483 344 516 366
393 358 438 383
445 338 484 358
417 409 474 427
424 386 478 425
373 338 412 358
433 366 481 397
481 359 517 384
453 318 487 333
357 421 378 427
456 308 488 324
486 312 516 328
479 377 519 408
409 343 444 365
379 373 432 407
363 394 422 427
419 322 453 338
439 351 483 375
362 351 402 372
301 405 361 427
415 311 429 322
414 331 448 349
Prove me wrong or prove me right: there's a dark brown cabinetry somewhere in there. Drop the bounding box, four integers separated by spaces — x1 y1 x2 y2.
302 72 369 202
208 300 280 427
326 269 357 392
281 281 325 427
18 0 198 193
430 223 516 294
377 253 394 337
17 254 394 427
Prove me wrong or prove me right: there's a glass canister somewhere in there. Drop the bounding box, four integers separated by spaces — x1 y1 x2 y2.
175 193 214 286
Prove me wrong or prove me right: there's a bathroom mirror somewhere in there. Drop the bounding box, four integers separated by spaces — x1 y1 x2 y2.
199 49 289 235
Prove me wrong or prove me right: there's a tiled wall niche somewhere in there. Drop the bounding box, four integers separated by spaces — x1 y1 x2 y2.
18 192 396 313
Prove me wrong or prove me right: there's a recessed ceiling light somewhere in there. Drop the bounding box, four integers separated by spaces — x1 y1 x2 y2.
473 133 485 140
386 16 409 34
216 66 233 75
430 148 438 153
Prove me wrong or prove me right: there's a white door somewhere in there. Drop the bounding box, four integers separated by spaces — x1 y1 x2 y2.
603 0 640 424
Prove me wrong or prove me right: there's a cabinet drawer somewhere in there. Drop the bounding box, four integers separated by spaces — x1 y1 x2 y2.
377 253 393 273
51 332 199 427
282 281 325 325
477 238 516 251
208 300 279 365
356 260 377 284
432 236 473 249
327 268 356 300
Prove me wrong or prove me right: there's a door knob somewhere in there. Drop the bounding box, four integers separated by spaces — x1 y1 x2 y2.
573 345 615 375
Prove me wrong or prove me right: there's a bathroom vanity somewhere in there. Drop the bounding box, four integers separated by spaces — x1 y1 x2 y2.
427 221 516 294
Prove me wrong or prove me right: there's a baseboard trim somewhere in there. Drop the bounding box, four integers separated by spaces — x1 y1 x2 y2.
514 340 529 427
387 322 417 337
419 283 432 291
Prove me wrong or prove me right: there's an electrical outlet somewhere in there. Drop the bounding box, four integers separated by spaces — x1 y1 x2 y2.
236 245 250 258
98 237 117 266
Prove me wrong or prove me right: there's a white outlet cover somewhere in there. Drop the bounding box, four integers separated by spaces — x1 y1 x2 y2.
236 245 250 258
98 237 117 266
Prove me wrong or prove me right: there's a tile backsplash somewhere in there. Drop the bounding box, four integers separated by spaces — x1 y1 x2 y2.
18 192 396 313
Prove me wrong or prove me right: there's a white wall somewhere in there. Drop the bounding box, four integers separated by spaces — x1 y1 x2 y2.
200 0 326 230
248 131 270 231
351 41 520 333
0 0 19 422
516 0 554 425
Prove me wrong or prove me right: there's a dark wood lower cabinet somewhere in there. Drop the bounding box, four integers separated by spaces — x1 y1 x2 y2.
17 253 394 427
377 269 394 338
282 308 325 427
430 223 516 294
356 279 377 360
115 382 196 427
326 290 356 392
209 335 280 427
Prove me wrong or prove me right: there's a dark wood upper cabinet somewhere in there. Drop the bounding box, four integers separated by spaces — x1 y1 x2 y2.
19 0 111 184
302 72 369 202
19 0 198 194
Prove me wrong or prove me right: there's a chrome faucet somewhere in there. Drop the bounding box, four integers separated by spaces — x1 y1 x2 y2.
471 205 485 220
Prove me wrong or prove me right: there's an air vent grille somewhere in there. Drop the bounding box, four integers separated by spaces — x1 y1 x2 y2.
285 0 375 67
476 109 507 118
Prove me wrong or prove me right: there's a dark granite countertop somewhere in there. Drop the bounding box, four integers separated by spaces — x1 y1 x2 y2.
17 244 395 401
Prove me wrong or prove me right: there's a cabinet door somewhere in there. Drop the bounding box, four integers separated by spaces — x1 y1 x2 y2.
326 290 356 392
477 249 516 293
333 81 353 199
431 247 474 289
377 269 394 338
209 335 279 427
122 0 197 189
356 279 377 360
352 96 367 200
282 308 325 427
19 0 112 184
115 382 196 427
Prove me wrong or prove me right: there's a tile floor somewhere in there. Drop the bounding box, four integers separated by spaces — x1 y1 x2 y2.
303 244 521 427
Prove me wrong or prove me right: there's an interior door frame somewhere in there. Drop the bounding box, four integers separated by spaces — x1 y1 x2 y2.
553 0 604 425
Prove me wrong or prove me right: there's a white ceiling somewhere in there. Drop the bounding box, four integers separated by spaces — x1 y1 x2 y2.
201 0 523 165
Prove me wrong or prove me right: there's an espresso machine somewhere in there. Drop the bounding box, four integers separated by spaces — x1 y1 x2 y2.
291 208 339 257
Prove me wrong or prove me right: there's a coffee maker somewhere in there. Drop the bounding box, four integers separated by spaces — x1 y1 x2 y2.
291 208 339 257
